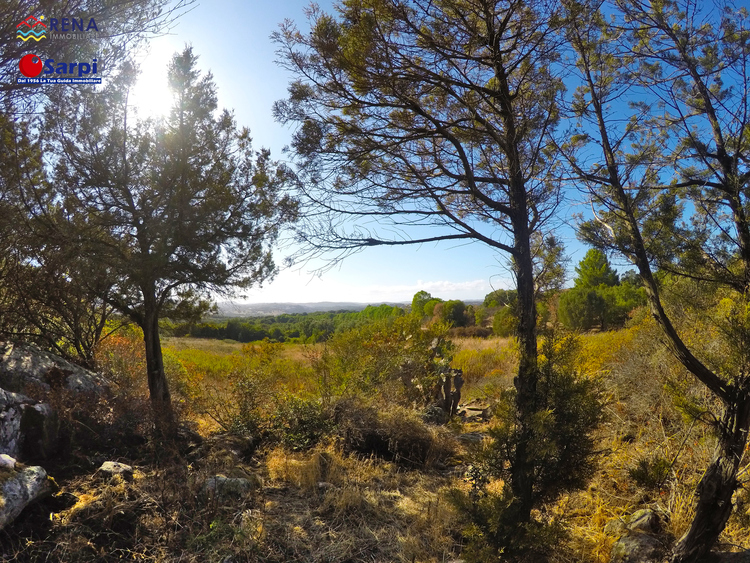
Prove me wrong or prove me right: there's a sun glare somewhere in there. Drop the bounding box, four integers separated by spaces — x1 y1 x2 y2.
129 40 178 119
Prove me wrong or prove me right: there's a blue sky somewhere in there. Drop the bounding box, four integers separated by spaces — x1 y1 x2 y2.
127 0 589 304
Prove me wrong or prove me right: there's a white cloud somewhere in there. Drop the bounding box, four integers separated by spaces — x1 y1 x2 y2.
235 271 504 304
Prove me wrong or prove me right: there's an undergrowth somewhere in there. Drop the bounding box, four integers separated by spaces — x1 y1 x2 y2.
5 312 750 561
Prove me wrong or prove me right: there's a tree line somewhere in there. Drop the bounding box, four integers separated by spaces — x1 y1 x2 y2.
175 304 405 343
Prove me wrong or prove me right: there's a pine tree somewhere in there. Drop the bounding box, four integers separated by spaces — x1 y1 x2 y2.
35 48 297 435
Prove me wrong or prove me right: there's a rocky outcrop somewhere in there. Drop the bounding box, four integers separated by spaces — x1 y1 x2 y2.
0 388 58 460
609 509 666 563
200 474 262 502
0 341 108 395
0 462 52 529
0 343 115 531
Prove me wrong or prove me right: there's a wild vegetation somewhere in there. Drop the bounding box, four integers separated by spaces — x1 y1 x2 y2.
4 300 750 561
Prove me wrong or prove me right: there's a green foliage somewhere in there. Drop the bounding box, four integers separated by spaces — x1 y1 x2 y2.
440 300 467 327
483 289 518 309
492 301 551 336
25 46 298 428
411 290 433 318
601 283 647 327
629 455 671 490
574 249 619 289
182 305 405 344
448 485 566 563
203 341 295 437
558 287 607 330
559 249 645 330
474 306 488 327
493 307 517 337
312 315 454 406
451 329 603 560
423 298 443 318
269 395 333 450
533 233 569 295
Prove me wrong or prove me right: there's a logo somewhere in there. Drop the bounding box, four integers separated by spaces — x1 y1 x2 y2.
49 17 99 40
19 54 43 77
17 15 47 42
18 54 100 84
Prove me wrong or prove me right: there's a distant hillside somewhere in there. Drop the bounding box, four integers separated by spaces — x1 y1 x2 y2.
212 300 483 318
212 301 408 317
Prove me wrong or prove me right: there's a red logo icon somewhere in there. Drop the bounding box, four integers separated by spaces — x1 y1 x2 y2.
17 15 47 42
19 53 43 77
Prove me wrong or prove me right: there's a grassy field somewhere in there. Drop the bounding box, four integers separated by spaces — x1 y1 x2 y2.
6 324 750 562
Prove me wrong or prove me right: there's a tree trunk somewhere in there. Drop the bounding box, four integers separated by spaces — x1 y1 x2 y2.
670 395 750 563
141 296 175 439
511 232 539 525
443 372 453 413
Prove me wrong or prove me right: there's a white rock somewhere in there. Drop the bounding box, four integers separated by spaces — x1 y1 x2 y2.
0 454 16 470
0 465 52 529
98 461 134 477
0 341 109 395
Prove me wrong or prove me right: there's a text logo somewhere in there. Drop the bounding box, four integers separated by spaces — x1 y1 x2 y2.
18 54 101 84
49 17 99 40
17 15 47 42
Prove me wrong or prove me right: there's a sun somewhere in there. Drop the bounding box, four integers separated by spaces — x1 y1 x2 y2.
129 38 178 119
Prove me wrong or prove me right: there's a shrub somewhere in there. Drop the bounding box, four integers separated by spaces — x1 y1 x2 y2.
629 455 671 490
269 394 334 450
449 326 493 339
423 298 443 317
450 329 604 561
440 300 467 327
334 399 456 468
492 307 517 337
312 315 454 406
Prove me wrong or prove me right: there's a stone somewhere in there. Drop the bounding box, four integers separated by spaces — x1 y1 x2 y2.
0 465 52 529
609 532 664 563
0 388 59 461
608 509 666 562
19 401 59 461
0 341 109 395
422 404 449 425
0 454 15 470
0 389 27 458
627 509 661 534
200 474 262 502
604 517 627 537
98 461 134 479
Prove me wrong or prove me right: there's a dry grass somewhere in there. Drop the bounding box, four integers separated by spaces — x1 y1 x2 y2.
451 336 516 403
261 445 462 562
162 337 318 363
10 323 750 562
161 336 245 355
